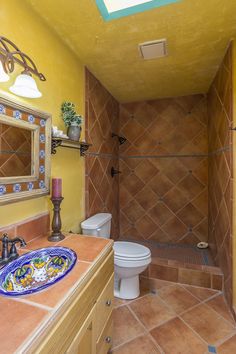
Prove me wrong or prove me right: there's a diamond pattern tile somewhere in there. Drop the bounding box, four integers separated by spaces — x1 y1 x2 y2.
0 123 31 177
119 96 208 245
86 54 233 315
207 44 233 307
85 69 120 239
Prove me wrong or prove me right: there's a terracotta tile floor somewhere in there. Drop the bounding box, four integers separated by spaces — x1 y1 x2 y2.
112 279 236 354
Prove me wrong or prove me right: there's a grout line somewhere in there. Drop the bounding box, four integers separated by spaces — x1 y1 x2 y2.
179 283 221 303
178 314 210 346
147 315 177 332
129 293 178 332
203 301 236 328
147 333 165 354
179 302 236 347
113 306 147 349
214 329 236 348
127 302 151 332
114 289 153 308
119 153 209 159
11 297 53 312
112 333 149 352
148 285 235 346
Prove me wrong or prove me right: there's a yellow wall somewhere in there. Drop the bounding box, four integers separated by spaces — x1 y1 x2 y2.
0 0 85 232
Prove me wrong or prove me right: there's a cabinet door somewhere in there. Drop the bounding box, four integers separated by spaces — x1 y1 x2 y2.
66 305 96 354
95 275 114 340
96 314 113 354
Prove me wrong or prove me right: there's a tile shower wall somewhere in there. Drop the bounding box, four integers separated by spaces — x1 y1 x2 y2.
85 69 120 239
119 95 208 245
207 44 233 307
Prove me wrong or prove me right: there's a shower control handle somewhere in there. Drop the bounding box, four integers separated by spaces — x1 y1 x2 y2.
111 167 121 178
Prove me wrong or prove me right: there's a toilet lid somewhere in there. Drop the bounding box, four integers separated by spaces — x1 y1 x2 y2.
114 241 151 259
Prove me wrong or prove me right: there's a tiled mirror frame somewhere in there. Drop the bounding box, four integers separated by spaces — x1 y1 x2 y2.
0 96 51 204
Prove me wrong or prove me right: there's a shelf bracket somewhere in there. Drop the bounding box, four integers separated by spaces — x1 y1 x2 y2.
51 139 62 154
51 138 91 156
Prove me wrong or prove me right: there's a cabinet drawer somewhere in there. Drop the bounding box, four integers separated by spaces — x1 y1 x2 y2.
96 314 113 354
95 274 114 340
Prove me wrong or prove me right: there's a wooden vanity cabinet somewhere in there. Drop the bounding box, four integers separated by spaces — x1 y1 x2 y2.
28 250 114 354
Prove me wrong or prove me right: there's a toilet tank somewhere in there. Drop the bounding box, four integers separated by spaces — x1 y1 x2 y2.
81 213 112 238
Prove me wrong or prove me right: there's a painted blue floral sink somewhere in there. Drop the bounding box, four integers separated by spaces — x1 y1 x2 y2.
0 247 77 297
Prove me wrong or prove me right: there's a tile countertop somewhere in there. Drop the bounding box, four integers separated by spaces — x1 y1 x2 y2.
0 234 113 354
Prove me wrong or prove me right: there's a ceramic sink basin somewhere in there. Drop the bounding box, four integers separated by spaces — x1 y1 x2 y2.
0 247 77 296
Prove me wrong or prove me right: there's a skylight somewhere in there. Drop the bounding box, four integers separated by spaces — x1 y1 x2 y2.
104 0 153 13
96 0 181 21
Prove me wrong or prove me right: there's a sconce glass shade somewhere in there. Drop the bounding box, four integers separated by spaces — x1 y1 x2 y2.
9 73 42 98
0 61 10 82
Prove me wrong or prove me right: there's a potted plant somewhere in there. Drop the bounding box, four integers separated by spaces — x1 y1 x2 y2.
61 101 83 141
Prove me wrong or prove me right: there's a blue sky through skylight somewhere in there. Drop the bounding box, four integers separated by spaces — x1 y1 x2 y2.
96 0 181 20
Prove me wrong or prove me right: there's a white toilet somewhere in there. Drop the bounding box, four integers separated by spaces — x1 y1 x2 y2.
81 213 151 299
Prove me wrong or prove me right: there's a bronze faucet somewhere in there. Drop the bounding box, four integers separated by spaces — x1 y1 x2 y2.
0 233 26 266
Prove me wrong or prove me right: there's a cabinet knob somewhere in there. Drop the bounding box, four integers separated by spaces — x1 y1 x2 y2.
106 300 112 306
105 336 112 344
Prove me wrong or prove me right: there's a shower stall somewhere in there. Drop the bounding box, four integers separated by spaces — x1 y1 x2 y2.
85 43 233 309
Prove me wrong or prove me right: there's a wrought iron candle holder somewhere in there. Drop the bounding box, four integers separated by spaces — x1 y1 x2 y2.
48 197 65 242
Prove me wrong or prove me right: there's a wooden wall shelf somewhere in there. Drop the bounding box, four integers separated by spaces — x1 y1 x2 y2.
51 137 91 156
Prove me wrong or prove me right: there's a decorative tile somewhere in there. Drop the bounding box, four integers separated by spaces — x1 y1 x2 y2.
0 185 6 195
39 180 45 189
0 104 6 114
40 118 46 127
39 150 45 159
39 165 45 174
28 114 35 123
0 100 49 200
39 133 45 143
13 184 21 193
13 110 22 119
27 182 34 191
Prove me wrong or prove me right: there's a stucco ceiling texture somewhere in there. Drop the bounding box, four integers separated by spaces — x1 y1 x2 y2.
26 0 236 102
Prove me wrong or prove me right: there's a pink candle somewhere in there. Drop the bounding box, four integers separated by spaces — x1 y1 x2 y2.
52 178 62 198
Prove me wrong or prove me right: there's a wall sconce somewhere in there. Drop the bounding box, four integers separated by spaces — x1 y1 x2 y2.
111 133 127 145
0 36 46 98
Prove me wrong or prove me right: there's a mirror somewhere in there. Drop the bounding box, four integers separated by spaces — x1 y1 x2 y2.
0 96 51 204
0 122 32 177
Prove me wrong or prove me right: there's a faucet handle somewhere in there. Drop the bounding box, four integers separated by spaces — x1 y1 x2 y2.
0 233 9 241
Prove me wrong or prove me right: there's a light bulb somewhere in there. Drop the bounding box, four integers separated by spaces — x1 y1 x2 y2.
9 72 42 98
0 61 10 82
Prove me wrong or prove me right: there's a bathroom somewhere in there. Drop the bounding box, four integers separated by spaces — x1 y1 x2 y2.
0 0 236 353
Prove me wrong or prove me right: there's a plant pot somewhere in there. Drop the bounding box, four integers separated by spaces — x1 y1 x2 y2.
67 125 81 141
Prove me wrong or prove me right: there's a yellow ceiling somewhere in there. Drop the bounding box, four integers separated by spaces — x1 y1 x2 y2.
25 0 236 102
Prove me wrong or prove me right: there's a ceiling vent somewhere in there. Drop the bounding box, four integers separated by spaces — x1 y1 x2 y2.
139 39 167 60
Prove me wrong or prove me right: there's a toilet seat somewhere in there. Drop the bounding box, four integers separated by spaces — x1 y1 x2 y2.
114 241 151 268
114 241 151 259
